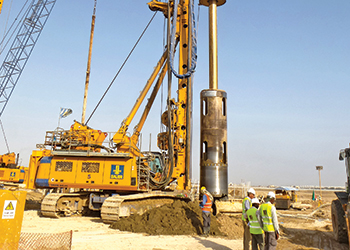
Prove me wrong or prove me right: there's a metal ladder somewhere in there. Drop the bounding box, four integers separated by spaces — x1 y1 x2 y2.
137 156 150 191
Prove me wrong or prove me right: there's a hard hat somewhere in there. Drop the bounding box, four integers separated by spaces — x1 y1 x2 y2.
267 191 276 199
251 198 260 204
201 186 206 191
248 188 256 195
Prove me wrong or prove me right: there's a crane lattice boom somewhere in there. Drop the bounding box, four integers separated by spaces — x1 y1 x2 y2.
0 0 56 118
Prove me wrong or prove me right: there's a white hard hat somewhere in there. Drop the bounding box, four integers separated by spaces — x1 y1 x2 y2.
248 188 256 195
267 191 276 199
251 198 260 204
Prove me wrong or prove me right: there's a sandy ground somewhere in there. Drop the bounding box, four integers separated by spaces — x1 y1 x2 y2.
21 211 241 250
18 188 349 250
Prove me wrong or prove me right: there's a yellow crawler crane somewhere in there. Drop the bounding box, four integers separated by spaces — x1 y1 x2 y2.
26 0 201 223
0 152 27 185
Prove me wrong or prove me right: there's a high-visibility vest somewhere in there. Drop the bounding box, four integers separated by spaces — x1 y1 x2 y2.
202 193 212 212
260 203 275 232
247 207 264 234
242 197 252 220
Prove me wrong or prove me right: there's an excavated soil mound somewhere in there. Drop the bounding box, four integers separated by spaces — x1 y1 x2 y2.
313 207 331 219
110 200 226 236
24 189 44 210
216 214 243 239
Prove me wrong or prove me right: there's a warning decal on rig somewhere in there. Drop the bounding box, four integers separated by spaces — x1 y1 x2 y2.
2 200 17 219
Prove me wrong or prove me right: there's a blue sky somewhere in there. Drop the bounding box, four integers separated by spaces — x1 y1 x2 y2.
0 0 349 187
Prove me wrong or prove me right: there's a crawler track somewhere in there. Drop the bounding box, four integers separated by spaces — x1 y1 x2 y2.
41 193 88 218
41 191 191 223
41 193 64 218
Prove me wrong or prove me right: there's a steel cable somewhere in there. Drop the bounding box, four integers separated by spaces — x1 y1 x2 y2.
0 0 31 56
85 11 158 125
0 119 10 153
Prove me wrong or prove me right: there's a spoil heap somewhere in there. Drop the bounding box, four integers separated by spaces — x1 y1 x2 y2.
25 190 43 210
110 200 227 236
216 214 243 239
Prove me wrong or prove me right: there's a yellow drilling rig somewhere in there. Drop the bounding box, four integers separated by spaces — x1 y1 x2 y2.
25 0 228 223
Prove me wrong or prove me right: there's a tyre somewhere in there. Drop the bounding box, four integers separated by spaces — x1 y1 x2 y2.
331 199 348 243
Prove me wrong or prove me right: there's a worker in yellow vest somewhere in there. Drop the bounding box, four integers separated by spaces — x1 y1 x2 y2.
259 191 280 250
199 186 213 237
247 198 264 250
242 187 255 250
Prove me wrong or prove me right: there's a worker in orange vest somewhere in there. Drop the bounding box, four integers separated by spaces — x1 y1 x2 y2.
199 186 213 237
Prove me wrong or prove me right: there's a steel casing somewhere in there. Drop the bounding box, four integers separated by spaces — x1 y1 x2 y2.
200 89 228 197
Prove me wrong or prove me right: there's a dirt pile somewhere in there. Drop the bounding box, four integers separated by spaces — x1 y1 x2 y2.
110 200 227 236
313 208 331 219
216 214 243 239
24 189 44 210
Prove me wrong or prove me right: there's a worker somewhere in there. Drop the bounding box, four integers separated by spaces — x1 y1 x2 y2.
259 191 280 250
291 190 296 202
247 198 264 250
199 186 213 237
242 187 255 250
